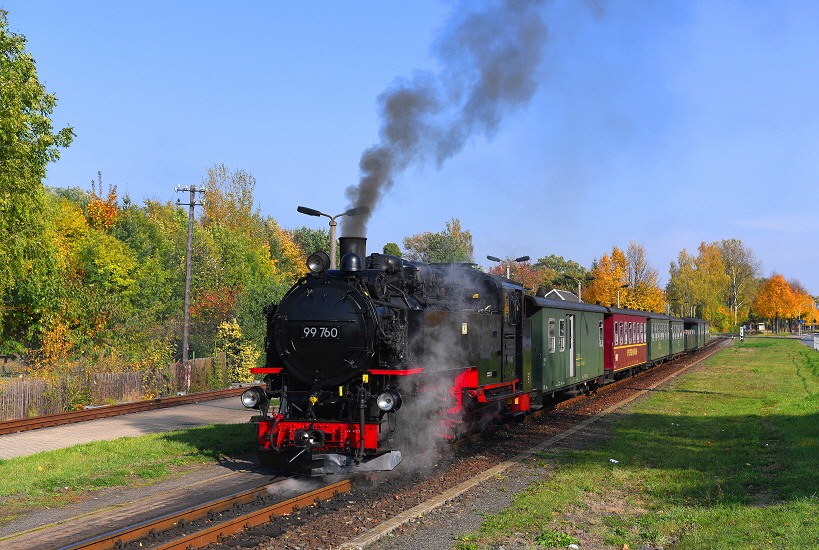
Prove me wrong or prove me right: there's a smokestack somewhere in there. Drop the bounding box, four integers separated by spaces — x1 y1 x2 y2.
339 236 367 260
342 0 547 237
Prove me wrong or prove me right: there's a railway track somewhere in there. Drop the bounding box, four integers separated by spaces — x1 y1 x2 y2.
39 339 729 550
62 477 353 550
0 387 246 435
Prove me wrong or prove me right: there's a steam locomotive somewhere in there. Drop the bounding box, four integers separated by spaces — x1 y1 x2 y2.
241 237 710 475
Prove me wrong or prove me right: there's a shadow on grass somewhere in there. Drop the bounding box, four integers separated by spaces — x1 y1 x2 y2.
156 422 257 460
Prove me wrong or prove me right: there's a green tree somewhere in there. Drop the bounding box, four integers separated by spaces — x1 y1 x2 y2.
0 10 74 348
534 254 588 293
291 226 331 258
403 218 474 263
383 242 402 257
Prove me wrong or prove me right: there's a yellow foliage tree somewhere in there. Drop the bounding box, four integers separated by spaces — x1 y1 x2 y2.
622 241 667 312
202 164 261 237
216 318 259 383
585 252 625 307
667 242 730 325
753 274 797 333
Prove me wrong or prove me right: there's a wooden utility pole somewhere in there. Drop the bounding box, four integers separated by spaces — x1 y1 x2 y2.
175 184 206 391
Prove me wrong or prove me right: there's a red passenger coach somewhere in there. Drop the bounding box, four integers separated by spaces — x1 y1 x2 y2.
604 311 648 373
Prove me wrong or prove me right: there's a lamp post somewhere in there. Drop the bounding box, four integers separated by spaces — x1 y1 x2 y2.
567 275 595 302
297 205 370 269
487 255 529 280
617 284 629 309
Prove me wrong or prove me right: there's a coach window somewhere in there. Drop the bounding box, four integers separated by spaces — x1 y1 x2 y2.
548 319 556 353
598 321 604 347
628 322 632 344
559 319 566 352
620 323 625 346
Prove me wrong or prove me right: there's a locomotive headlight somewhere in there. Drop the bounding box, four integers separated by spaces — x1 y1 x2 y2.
306 251 331 273
241 386 268 410
376 390 402 412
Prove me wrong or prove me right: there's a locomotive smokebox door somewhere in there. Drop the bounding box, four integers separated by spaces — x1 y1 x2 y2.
272 277 378 385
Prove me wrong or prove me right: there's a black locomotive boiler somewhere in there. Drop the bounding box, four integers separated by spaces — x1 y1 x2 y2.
241 237 533 475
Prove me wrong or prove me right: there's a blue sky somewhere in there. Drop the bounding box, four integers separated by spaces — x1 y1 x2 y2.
5 1 819 292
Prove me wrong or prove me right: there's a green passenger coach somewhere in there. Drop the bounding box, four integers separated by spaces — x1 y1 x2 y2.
525 296 607 403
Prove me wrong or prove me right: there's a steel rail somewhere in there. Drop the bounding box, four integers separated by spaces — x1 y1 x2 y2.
0 387 246 435
61 478 352 550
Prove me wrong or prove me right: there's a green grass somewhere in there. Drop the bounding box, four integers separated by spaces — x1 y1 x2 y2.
455 339 819 549
0 422 255 525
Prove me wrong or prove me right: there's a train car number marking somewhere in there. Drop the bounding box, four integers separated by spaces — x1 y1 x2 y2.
301 326 341 339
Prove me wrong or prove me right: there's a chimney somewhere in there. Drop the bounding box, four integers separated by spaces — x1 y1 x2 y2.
339 237 367 260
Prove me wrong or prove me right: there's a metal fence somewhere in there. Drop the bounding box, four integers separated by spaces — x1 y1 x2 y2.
0 353 228 421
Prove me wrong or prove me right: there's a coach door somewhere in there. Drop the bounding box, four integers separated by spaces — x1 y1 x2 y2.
502 288 522 383
567 314 576 379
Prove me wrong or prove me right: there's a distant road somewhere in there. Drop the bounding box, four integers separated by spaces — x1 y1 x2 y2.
799 332 818 350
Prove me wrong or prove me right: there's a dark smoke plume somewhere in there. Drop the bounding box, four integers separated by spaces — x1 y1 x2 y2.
342 0 547 237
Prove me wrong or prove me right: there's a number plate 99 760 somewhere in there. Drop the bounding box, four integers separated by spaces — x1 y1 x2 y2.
301 326 341 340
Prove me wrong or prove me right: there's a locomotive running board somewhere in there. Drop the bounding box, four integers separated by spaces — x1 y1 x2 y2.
310 450 402 476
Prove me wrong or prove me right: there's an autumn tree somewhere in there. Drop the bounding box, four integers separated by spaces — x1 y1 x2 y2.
788 279 816 331
753 274 798 333
583 243 665 311
667 242 730 325
201 163 261 236
216 318 258 383
403 218 474 263
584 248 627 307
86 172 120 230
623 241 667 312
488 258 539 290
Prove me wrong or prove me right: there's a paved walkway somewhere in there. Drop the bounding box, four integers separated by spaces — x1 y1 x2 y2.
0 397 252 460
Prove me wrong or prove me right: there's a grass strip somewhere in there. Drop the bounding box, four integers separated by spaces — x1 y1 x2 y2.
0 422 255 525
456 338 819 549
